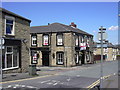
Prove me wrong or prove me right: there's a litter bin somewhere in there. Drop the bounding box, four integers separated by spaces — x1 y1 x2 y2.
29 64 36 75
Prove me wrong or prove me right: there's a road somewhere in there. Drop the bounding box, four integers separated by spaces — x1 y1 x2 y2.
2 60 118 89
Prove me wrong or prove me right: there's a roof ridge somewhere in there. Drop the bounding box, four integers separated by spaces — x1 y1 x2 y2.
31 25 48 27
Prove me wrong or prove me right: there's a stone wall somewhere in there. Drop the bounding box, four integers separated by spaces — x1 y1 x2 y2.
2 12 30 73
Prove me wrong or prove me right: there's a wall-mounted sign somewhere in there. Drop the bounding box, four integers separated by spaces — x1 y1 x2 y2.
0 38 5 45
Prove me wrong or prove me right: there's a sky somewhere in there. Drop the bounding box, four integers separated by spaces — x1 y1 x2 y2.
1 2 118 45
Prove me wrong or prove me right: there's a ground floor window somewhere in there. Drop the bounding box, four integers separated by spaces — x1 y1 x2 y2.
56 52 64 65
2 46 19 70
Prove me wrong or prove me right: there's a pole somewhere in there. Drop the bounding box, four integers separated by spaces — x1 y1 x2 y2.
100 26 103 89
0 38 2 90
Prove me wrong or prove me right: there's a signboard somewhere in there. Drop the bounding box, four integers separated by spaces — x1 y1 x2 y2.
0 38 5 45
80 43 86 50
0 46 4 49
97 32 107 41
32 53 38 64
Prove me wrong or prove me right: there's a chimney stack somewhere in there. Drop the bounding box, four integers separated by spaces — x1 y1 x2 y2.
70 22 77 28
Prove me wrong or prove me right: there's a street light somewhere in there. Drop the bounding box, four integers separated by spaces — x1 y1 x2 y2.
98 26 106 89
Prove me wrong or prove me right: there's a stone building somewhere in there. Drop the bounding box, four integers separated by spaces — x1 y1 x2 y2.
0 8 31 73
93 41 119 61
30 22 94 67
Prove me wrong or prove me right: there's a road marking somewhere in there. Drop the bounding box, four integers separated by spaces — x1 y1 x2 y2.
47 82 53 85
67 78 71 82
86 74 112 89
1 75 54 84
41 80 51 84
76 75 80 77
53 83 58 86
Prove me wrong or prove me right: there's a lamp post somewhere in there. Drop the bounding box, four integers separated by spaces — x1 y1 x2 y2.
98 26 106 89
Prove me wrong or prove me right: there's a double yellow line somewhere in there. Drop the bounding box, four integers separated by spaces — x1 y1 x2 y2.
86 74 111 89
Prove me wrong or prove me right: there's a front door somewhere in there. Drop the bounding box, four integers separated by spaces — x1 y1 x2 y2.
42 52 49 66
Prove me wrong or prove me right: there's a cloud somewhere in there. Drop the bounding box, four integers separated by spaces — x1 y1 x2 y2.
108 26 118 31
93 30 96 33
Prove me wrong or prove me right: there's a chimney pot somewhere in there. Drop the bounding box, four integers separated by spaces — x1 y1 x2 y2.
70 22 77 28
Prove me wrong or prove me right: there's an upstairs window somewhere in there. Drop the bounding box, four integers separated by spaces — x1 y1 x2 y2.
75 35 79 46
57 34 63 46
31 35 37 46
43 34 49 46
5 16 15 35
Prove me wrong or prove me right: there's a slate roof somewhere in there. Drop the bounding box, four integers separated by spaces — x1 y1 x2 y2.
94 42 118 48
30 23 93 36
0 8 31 22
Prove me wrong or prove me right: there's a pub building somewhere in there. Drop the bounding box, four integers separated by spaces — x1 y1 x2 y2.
30 22 94 67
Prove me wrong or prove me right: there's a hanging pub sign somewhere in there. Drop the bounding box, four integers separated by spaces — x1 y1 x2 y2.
32 53 38 64
43 35 49 45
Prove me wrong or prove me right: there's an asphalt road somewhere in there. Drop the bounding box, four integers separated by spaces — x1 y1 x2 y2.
2 60 118 89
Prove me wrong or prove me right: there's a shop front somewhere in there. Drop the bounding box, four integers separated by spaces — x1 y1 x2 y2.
2 38 21 71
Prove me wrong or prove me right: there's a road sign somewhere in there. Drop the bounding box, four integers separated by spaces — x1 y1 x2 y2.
0 38 5 45
97 32 107 41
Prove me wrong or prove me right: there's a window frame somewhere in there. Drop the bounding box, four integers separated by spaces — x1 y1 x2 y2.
5 16 15 36
3 46 19 70
31 35 37 46
75 35 79 46
56 33 64 46
56 52 64 65
43 34 49 46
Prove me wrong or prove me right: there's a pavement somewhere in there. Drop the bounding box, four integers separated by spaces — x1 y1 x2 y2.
102 74 119 88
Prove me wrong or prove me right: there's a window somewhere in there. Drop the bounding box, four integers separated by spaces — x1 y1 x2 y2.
104 48 108 53
3 46 19 70
5 16 15 35
56 52 64 65
75 35 79 46
43 34 49 46
57 34 63 46
31 35 37 46
81 36 84 43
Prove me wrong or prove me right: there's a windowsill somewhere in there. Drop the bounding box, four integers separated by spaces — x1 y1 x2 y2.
56 45 64 46
5 34 15 37
57 63 64 65
2 66 19 71
31 45 37 47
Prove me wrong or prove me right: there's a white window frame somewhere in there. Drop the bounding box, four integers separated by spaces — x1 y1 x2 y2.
57 34 63 46
43 34 49 46
32 35 37 46
5 16 15 36
57 52 64 65
3 46 19 70
75 35 79 46
104 48 108 53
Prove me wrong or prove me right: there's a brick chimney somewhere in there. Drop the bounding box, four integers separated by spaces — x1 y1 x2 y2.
70 22 77 28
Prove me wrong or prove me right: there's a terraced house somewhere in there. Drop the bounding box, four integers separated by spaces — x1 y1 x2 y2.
0 8 31 73
30 22 94 67
94 41 120 61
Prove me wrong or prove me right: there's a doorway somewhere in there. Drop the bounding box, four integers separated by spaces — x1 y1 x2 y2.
42 51 49 66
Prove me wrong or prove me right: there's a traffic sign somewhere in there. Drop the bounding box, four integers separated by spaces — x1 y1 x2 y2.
97 32 107 41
